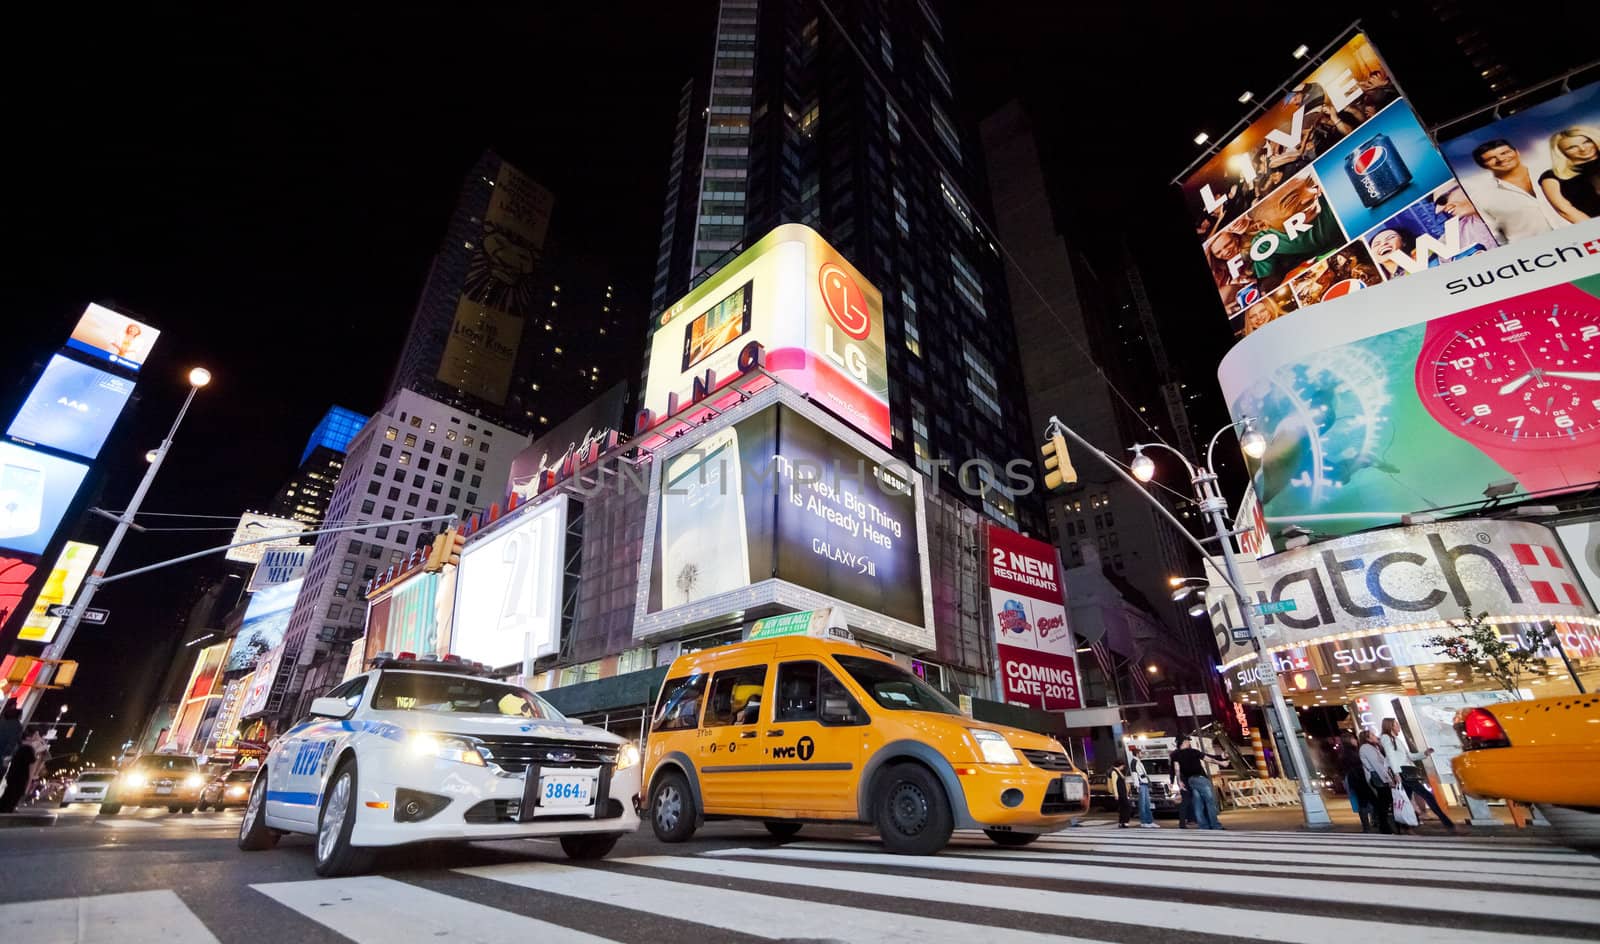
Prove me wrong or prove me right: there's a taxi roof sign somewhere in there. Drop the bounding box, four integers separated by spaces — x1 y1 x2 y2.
747 607 854 643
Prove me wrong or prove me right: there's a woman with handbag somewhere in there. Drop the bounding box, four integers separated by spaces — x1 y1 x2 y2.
1358 729 1399 834
1337 731 1376 832
1380 718 1456 832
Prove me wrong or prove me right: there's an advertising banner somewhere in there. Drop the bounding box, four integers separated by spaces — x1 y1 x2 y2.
640 224 891 446
246 545 312 593
1442 83 1600 246
171 641 228 752
7 355 135 460
453 494 568 668
225 513 307 564
0 443 89 557
205 677 247 754
0 553 38 631
17 541 98 643
367 570 445 660
644 402 925 629
987 523 1081 711
1220 219 1600 544
436 297 521 406
239 646 283 718
1555 521 1600 608
65 303 160 371
225 577 302 673
466 163 553 317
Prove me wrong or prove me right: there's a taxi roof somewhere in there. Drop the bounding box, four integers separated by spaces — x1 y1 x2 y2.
669 633 898 673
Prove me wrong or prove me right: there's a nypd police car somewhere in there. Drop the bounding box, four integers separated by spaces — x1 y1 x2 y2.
238 653 641 875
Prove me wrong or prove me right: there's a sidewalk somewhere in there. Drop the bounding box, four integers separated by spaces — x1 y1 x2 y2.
1082 798 1539 836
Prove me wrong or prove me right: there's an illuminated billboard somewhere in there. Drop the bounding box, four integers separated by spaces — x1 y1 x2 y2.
1441 82 1600 245
987 524 1081 711
0 554 38 632
239 646 282 718
65 303 160 371
6 355 135 459
0 443 90 556
453 495 567 668
226 577 302 673
18 541 98 643
640 224 891 446
636 387 933 650
367 570 450 661
1182 34 1484 337
1218 220 1600 545
246 544 311 593
225 512 308 564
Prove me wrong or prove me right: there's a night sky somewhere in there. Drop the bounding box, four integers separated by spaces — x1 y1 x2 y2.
2 3 1562 757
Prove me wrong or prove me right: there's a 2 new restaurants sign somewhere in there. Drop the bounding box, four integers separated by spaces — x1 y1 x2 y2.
987 523 1082 711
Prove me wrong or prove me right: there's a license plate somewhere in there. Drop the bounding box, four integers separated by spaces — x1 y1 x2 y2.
539 775 592 809
1061 778 1084 801
155 786 173 796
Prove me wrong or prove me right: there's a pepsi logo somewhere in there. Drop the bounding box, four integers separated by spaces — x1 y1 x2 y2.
1237 286 1261 306
1322 278 1366 300
1351 146 1386 175
819 263 871 340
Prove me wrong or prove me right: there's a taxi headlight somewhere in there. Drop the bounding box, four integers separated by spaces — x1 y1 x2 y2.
225 785 247 797
615 742 641 771
408 732 487 767
969 728 1020 765
183 773 205 789
121 771 147 788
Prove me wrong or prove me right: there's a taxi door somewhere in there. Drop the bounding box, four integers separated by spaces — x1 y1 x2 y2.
762 659 864 816
696 658 771 815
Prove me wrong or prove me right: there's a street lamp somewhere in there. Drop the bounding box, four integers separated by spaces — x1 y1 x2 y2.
1047 414 1332 827
17 367 212 729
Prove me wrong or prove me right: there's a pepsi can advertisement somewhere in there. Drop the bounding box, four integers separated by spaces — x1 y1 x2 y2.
1235 283 1262 309
1344 133 1413 209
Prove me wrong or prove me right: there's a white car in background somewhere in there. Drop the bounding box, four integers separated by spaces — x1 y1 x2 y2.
238 654 641 875
61 769 118 807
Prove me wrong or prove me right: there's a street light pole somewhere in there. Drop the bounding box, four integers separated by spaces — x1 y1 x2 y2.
17 368 212 729
1050 415 1331 828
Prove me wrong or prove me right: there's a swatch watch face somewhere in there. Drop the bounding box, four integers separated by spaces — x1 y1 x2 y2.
1424 304 1600 444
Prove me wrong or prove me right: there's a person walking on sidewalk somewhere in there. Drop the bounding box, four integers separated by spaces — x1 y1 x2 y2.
1128 745 1157 828
1359 729 1399 834
1380 719 1456 832
1109 761 1133 828
1171 736 1227 830
1337 730 1377 832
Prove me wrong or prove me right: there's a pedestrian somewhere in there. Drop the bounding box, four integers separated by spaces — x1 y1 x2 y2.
1358 729 1400 834
1337 730 1377 832
1128 745 1158 828
1379 719 1456 832
1109 762 1133 828
0 702 21 771
0 728 38 813
1171 736 1228 830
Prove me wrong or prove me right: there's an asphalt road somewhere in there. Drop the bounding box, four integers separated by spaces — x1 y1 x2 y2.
2 804 1598 943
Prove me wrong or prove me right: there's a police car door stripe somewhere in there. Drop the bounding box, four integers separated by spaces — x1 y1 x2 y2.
692 846 1600 925
456 861 1101 944
0 890 219 943
250 876 620 944
660 852 1591 944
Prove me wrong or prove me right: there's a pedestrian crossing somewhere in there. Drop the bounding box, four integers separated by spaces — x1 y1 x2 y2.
2 826 1596 943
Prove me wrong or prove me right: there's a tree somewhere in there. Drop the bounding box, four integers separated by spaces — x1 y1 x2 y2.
1426 609 1557 699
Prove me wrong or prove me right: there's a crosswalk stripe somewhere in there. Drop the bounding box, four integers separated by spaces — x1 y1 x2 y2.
1044 825 1571 851
458 860 1103 944
699 845 1600 925
93 818 164 828
0 889 218 943
622 853 1587 944
250 875 620 943
1002 832 1591 862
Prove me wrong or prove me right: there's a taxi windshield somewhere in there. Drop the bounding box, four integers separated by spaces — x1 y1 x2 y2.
834 655 961 715
136 755 198 771
372 671 564 719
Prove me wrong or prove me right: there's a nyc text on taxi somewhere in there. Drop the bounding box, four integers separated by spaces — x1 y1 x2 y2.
238 655 641 875
643 631 1089 855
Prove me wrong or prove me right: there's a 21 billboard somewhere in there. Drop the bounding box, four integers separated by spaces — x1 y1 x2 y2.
987 523 1081 711
453 494 567 669
639 224 891 446
1218 219 1600 545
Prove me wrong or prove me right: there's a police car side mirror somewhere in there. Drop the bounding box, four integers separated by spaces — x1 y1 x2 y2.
309 696 354 720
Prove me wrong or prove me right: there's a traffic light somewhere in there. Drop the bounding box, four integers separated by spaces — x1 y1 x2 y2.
50 660 79 687
1040 432 1076 491
4 656 39 685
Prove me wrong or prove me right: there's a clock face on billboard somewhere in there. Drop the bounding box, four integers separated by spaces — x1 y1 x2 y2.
1422 303 1600 444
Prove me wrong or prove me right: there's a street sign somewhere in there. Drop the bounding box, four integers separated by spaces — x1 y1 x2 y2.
1230 627 1253 644
46 604 108 624
1253 599 1297 615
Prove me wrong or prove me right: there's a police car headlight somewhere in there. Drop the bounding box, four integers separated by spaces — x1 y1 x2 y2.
615 742 640 771
969 729 1020 765
409 732 487 767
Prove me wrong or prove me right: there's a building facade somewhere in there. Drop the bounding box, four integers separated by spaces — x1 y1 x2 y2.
267 406 367 524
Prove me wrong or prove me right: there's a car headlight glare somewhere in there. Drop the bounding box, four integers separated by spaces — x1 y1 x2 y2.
969 728 1020 765
121 771 147 788
408 732 487 767
615 742 641 771
183 773 205 789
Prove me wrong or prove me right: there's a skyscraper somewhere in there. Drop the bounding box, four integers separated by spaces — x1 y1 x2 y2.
388 151 554 434
267 406 368 524
647 0 1042 534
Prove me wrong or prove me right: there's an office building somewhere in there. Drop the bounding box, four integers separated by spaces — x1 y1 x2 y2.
647 0 1043 534
267 406 367 524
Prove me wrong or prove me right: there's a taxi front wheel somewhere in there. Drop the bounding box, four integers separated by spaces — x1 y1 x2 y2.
874 762 953 855
649 770 697 843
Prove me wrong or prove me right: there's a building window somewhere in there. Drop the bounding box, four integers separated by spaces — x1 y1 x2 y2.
329 604 343 620
403 433 417 447
362 565 377 581
427 422 437 434
348 539 363 554
396 530 410 546
464 435 475 448
366 481 381 495
412 474 424 488
379 444 392 458
392 469 405 482
388 487 400 500
340 560 355 576
431 481 443 494
383 505 396 519
374 462 386 476
360 499 375 514
422 440 434 454
470 474 482 488
406 493 419 507
398 452 411 465
409 416 422 428
418 458 430 472
384 427 398 441
466 492 478 505
376 527 389 539
426 498 439 512
455 470 466 483
478 443 489 454
474 459 486 471
450 486 461 499
446 429 457 442
441 447 453 460
389 550 403 563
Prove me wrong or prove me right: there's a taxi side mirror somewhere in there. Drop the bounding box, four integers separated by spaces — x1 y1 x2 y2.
309 696 354 720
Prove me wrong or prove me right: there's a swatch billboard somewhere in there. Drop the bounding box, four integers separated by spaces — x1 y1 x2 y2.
1219 219 1600 546
1183 34 1488 337
987 523 1081 711
639 224 891 446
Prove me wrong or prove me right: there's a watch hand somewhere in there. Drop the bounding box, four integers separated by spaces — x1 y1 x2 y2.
1545 371 1600 381
1498 372 1535 395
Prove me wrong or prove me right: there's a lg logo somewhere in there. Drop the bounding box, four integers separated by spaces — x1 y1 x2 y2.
820 263 871 340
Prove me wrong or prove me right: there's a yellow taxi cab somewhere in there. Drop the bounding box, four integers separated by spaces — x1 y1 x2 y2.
639 627 1089 854
1453 694 1600 844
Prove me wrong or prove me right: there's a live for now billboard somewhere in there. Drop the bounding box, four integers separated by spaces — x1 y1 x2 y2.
987 523 1081 711
1219 219 1600 546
